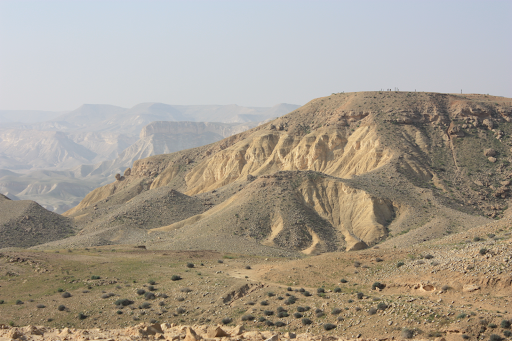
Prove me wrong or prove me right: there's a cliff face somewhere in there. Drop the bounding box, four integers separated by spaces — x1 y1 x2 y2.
61 92 512 254
182 125 392 195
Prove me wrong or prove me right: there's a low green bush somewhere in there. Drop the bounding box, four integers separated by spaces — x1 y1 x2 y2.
323 323 336 331
302 318 312 325
377 302 388 310
115 299 134 306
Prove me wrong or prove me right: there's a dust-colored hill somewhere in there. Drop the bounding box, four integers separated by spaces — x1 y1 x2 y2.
52 92 512 255
0 194 75 248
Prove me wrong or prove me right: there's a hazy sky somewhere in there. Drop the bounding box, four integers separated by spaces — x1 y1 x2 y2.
1 0 511 111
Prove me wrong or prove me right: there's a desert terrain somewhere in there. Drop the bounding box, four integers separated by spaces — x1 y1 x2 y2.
1 91 511 340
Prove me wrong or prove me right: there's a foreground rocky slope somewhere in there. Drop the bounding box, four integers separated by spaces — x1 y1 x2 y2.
0 218 510 340
57 91 512 254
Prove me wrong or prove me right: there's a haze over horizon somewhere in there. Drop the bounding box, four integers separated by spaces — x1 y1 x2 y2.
0 0 511 112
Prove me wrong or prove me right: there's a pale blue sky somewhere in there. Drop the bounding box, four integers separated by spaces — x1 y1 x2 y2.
1 0 511 111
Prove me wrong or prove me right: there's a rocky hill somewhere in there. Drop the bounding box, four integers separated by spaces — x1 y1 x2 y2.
53 91 512 255
0 194 74 248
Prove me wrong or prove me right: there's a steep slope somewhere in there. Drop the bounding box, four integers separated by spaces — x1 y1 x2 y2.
150 171 393 253
0 194 75 248
55 92 512 254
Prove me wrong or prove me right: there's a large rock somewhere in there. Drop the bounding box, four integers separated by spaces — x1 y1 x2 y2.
484 148 496 157
183 327 200 341
482 119 494 129
462 284 480 293
448 124 464 137
207 326 229 338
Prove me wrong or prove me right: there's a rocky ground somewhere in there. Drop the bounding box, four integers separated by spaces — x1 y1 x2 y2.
2 92 512 340
1 215 511 341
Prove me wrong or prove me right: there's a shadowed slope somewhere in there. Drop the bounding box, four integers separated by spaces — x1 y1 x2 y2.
0 194 74 248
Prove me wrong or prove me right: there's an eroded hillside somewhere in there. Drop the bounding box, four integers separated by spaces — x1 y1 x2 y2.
0 194 75 248
57 91 512 254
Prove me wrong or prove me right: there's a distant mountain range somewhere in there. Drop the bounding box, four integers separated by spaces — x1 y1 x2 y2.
0 103 300 212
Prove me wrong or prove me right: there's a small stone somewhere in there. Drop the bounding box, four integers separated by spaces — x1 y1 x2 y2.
462 284 480 293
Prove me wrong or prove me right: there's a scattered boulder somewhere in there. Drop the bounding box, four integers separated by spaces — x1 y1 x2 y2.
7 328 23 339
462 284 480 293
484 148 496 157
493 187 509 198
114 173 125 181
207 326 229 338
488 157 497 163
448 124 464 137
284 332 297 339
183 327 200 341
482 119 494 129
142 324 163 336
230 325 245 336
124 168 131 176
264 335 279 341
